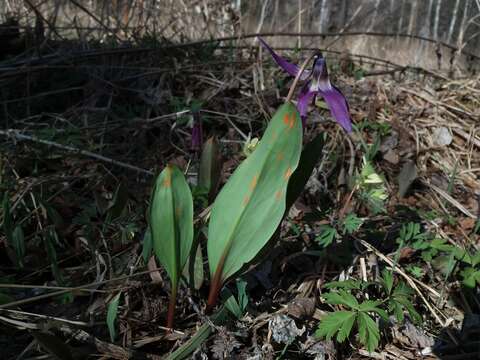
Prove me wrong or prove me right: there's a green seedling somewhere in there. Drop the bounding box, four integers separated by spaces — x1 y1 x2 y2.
150 165 194 328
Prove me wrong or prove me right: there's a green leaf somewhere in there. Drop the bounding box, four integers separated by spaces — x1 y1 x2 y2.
359 300 389 321
285 132 324 209
224 279 249 319
166 306 230 360
390 301 404 323
198 137 222 203
150 165 194 327
461 267 480 288
341 213 363 235
12 225 25 267
207 102 302 289
107 293 121 342
315 225 337 248
323 290 359 309
381 269 394 295
357 312 380 353
142 228 152 262
316 311 356 342
471 251 480 267
236 279 248 311
406 265 425 278
150 165 194 289
183 242 204 290
44 228 64 285
324 279 363 291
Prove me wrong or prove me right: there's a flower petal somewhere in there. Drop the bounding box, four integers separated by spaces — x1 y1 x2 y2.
319 85 352 133
258 37 310 80
297 84 316 127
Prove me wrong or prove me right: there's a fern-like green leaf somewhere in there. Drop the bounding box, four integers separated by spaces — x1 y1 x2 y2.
316 311 356 342
357 312 380 353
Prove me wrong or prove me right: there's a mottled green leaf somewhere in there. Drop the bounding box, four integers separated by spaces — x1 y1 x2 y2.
207 102 302 284
150 165 194 288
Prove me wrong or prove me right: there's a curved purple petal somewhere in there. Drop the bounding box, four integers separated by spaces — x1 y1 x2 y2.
297 84 316 127
319 85 352 133
258 37 310 80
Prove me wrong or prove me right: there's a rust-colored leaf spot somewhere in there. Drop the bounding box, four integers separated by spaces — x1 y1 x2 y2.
284 167 293 180
175 206 182 217
275 190 282 201
276 152 284 162
163 176 171 188
163 166 172 187
243 195 250 206
249 175 258 190
283 112 295 129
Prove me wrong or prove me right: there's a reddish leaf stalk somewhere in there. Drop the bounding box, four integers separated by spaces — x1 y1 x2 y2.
166 282 178 329
206 254 227 313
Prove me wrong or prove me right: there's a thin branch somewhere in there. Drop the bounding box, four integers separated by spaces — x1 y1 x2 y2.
0 129 154 176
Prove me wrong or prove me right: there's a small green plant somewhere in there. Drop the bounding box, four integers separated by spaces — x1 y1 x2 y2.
456 250 480 288
317 272 419 352
315 213 363 248
356 158 388 214
315 225 337 247
149 165 194 328
341 213 363 235
224 279 249 319
380 269 421 323
316 289 387 352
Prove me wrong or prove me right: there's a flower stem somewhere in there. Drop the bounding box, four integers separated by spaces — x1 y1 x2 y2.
286 53 316 102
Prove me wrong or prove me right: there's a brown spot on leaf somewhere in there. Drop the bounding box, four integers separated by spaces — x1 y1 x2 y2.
175 206 182 217
284 167 293 180
275 190 282 201
249 175 258 190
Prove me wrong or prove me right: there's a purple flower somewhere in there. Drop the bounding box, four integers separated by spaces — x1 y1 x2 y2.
258 37 352 133
191 110 203 152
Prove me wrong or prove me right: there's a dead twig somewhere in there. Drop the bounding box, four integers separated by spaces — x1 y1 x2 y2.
0 129 154 176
